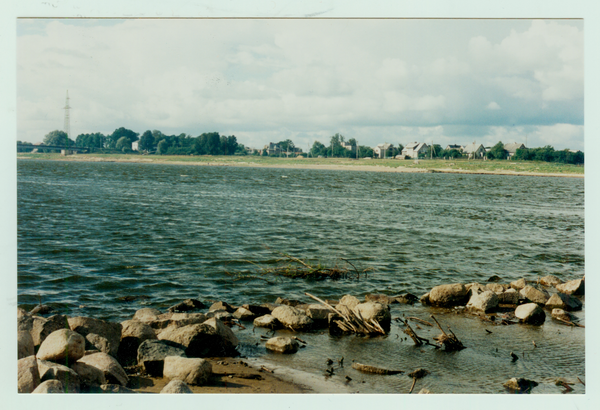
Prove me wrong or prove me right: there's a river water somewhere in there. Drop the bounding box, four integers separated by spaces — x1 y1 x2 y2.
17 159 585 394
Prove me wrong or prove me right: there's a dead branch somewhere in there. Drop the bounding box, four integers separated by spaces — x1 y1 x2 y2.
554 317 585 328
352 363 403 375
430 315 465 352
401 319 439 349
407 317 434 327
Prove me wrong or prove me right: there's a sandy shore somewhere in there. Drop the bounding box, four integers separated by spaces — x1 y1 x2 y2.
18 155 584 178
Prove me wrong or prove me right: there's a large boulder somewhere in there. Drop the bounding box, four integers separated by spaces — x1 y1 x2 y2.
486 283 508 294
75 352 129 386
163 356 212 386
545 293 583 311
497 288 519 305
36 329 85 363
515 303 546 325
353 302 391 328
556 278 584 296
70 361 107 387
18 330 35 359
253 314 281 329
160 379 193 393
37 359 80 393
168 298 206 313
540 275 563 287
30 314 69 347
465 283 486 297
158 323 237 357
305 304 332 322
241 304 272 317
428 283 469 307
510 278 527 291
519 285 550 305
32 380 64 394
117 319 157 366
137 339 187 377
271 305 314 331
68 317 122 357
466 290 499 313
233 307 257 321
208 301 235 313
203 318 239 348
265 336 299 354
206 310 233 321
18 355 40 393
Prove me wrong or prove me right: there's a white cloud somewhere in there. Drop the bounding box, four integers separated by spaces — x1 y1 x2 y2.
486 102 501 110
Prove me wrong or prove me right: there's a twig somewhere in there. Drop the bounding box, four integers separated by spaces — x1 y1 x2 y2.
407 317 434 327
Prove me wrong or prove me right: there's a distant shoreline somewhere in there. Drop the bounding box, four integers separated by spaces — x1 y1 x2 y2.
17 154 584 178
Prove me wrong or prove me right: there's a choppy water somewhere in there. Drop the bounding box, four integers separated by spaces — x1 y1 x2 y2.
17 159 585 394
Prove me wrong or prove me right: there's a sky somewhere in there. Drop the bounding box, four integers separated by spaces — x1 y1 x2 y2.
17 18 584 151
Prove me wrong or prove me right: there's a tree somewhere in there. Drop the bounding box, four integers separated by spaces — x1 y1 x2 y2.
310 141 327 157
139 130 156 152
106 127 138 149
43 130 75 146
116 136 131 151
487 141 507 160
329 133 345 157
278 139 295 154
157 139 169 155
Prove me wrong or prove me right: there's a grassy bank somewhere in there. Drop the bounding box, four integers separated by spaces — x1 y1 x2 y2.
17 152 584 177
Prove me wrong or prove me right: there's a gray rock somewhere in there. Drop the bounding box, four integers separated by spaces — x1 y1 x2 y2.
158 323 238 357
233 307 257 321
208 301 235 313
18 355 40 393
68 317 122 357
419 292 431 305
206 310 233 321
274 297 303 307
253 314 281 329
519 285 550 305
428 283 469 307
32 379 64 394
305 304 332 322
487 275 502 282
133 308 162 322
203 317 239 348
271 305 314 331
353 302 391 328
70 361 107 387
137 339 187 377
556 278 584 296
163 356 212 386
76 352 129 386
365 294 397 305
466 290 499 313
37 359 80 393
551 308 577 322
265 336 299 354
545 293 583 311
540 275 563 287
18 330 35 359
97 384 137 393
36 329 86 363
486 283 508 293
515 303 546 325
497 288 519 305
465 283 486 296
393 293 419 304
85 333 111 354
510 278 527 291
336 295 360 310
30 314 69 348
503 377 539 392
241 304 272 317
168 298 207 313
160 379 193 393
118 319 158 367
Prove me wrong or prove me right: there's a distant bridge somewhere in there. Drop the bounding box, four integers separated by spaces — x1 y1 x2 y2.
17 144 89 153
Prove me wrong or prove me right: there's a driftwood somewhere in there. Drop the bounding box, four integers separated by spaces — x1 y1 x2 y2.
407 317 434 327
408 368 429 393
401 319 439 349
554 317 585 328
431 315 465 351
305 292 386 335
352 362 404 375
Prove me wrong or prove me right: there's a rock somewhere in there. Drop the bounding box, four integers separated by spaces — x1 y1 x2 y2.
233 307 257 321
259 303 280 313
206 310 233 321
353 302 391 328
253 314 281 329
30 314 69 348
118 319 158 366
519 286 550 305
545 293 583 311
36 329 86 363
487 275 502 282
18 355 40 393
203 318 239 348
76 352 129 386
365 294 397 305
393 293 419 304
137 339 187 377
486 283 508 293
265 336 299 354
551 308 577 322
96 384 137 393
515 303 546 325
419 292 431 305
37 359 80 393
155 313 209 338
428 283 469 307
556 278 584 296
32 380 64 394
327 312 346 334
503 377 539 392
208 301 235 313
70 361 107 387
271 305 314 331
336 295 360 310
497 288 519 305
158 323 238 357
305 304 332 322
466 290 499 313
540 275 563 287
418 388 431 394
160 379 193 393
241 304 272 317
163 356 212 386
168 298 207 313
465 283 486 296
510 278 527 291
274 297 303 307
30 304 54 315
133 308 162 322
68 317 122 357
18 330 35 359
85 333 111 354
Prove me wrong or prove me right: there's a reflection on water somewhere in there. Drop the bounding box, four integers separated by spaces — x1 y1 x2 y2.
17 159 584 393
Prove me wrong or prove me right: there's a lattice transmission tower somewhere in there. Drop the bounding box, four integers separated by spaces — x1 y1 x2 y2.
63 90 71 141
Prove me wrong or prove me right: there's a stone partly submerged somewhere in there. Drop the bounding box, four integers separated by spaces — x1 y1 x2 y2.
265 336 299 354
503 377 539 393
428 283 469 307
556 278 585 296
545 292 583 311
270 305 314 331
515 303 546 325
466 290 499 313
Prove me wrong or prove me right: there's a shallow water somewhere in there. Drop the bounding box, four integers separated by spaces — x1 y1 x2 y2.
17 159 585 393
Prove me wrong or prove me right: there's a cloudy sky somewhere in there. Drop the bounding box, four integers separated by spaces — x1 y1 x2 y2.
17 18 583 151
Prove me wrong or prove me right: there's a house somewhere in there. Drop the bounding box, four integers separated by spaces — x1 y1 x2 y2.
341 142 354 151
374 143 394 159
445 144 463 151
463 142 486 159
401 142 428 159
503 142 526 159
246 147 259 154
264 142 281 155
132 141 139 151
